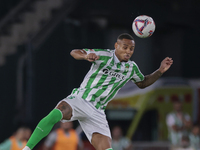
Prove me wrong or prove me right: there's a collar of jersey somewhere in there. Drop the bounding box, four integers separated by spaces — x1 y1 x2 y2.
113 50 126 66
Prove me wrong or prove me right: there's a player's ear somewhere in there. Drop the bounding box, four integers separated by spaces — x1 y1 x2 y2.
114 42 118 49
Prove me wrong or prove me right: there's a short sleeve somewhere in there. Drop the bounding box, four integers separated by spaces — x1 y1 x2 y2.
166 114 176 127
131 62 144 83
83 49 112 57
82 49 91 54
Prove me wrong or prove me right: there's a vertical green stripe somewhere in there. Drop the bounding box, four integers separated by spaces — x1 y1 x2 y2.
133 64 144 80
92 65 112 89
123 64 130 75
100 81 120 102
102 80 127 105
107 66 111 70
85 56 110 89
93 77 116 107
95 101 101 109
91 68 117 102
102 65 135 106
117 62 121 70
82 89 92 100
82 56 111 100
90 75 108 102
131 78 136 82
72 88 78 94
99 67 129 102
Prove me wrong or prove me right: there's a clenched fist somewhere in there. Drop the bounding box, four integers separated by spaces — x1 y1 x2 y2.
85 53 100 62
159 57 173 74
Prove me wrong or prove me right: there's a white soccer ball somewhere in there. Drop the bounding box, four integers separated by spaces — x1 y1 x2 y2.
132 15 156 38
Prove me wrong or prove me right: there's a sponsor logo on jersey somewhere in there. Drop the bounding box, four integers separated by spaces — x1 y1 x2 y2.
102 68 125 80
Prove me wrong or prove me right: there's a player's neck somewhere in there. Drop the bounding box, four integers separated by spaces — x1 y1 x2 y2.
114 51 122 63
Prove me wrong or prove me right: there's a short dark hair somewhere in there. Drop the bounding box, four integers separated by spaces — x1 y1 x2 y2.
117 33 134 41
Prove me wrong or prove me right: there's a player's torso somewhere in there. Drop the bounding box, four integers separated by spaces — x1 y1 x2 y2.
72 49 142 110
80 50 133 89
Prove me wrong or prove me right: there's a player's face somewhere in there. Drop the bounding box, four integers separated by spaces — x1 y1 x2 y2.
115 39 135 62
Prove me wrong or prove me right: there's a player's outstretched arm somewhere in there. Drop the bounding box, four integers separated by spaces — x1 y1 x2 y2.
70 49 99 62
135 57 173 89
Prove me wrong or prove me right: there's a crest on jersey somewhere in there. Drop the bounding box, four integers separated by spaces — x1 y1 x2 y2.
125 64 130 72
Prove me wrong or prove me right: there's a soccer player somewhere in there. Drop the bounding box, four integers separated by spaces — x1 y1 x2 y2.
22 33 173 150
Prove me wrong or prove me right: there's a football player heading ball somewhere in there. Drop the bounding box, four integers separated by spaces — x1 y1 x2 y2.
23 33 172 150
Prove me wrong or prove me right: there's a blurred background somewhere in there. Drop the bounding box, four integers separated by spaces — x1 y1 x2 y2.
0 0 200 149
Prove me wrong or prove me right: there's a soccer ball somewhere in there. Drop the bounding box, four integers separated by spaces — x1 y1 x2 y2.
132 15 155 38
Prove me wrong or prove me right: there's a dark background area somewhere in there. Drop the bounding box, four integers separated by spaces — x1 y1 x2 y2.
0 0 200 143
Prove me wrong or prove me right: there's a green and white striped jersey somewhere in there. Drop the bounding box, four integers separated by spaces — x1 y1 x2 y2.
71 49 144 111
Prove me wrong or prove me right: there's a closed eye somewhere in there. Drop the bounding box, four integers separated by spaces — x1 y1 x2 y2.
123 47 127 49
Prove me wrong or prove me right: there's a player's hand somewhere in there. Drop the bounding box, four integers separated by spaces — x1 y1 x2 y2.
159 57 173 73
85 53 99 62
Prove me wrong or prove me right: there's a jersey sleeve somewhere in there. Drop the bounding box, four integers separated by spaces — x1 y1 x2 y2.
83 49 112 56
130 62 144 83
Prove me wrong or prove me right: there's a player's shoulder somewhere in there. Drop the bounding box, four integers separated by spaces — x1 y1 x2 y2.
127 60 139 67
84 49 114 57
84 48 113 53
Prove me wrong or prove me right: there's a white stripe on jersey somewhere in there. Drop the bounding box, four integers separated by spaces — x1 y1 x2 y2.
72 49 144 110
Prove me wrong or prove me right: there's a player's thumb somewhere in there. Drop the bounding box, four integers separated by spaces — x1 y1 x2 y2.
96 56 100 60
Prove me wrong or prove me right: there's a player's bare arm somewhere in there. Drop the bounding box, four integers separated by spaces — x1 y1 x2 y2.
70 49 99 62
136 57 173 89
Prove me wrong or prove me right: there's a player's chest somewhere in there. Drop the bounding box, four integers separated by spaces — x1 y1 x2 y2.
95 61 131 81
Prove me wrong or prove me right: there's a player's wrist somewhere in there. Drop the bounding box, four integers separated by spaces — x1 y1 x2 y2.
84 54 88 60
157 68 164 75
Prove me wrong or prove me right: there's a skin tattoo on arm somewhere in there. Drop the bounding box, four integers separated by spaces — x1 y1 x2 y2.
136 57 173 89
136 70 162 89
